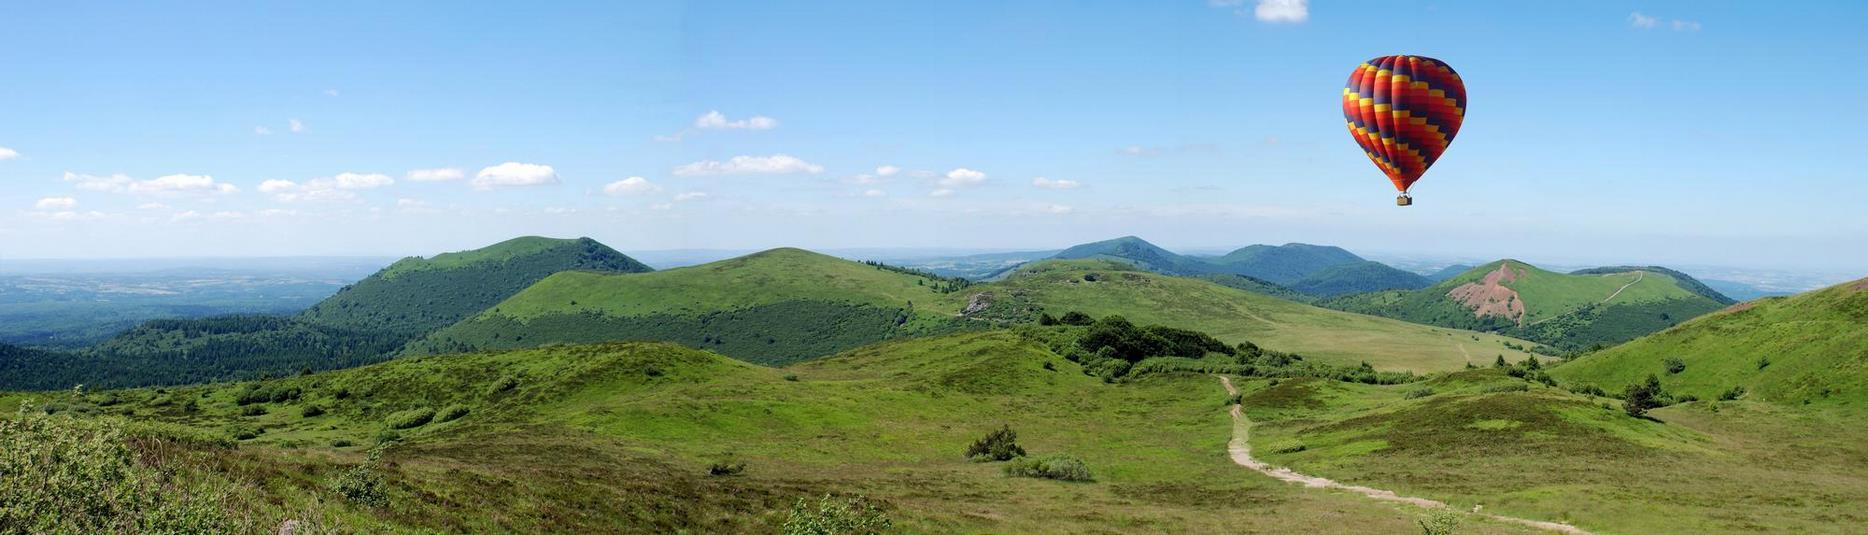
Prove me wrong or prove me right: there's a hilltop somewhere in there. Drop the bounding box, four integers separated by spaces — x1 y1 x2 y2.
1553 277 1868 405
948 259 1537 372
413 248 970 364
1045 236 1430 299
0 237 651 390
1323 260 1730 352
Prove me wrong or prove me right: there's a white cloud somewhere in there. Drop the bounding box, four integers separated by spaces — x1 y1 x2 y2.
863 189 886 198
648 203 674 211
694 110 779 130
323 89 340 97
289 119 306 133
35 197 78 210
171 210 245 223
1672 19 1702 31
473 162 560 190
396 198 428 208
673 154 824 176
848 174 882 185
87 173 240 196
603 176 661 196
63 172 133 192
875 165 900 177
136 202 168 210
1119 145 1162 157
939 168 987 187
1032 177 1081 190
1630 12 1659 28
929 189 954 198
331 172 393 189
1254 0 1307 23
1042 204 1073 215
406 168 464 182
1631 12 1698 31
0 146 17 160
674 191 710 202
258 179 298 193
254 126 273 136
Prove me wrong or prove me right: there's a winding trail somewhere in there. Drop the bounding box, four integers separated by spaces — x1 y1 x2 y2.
1600 271 1645 304
1216 376 1591 534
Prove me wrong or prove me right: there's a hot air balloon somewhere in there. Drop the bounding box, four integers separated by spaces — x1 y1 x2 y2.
1342 55 1466 206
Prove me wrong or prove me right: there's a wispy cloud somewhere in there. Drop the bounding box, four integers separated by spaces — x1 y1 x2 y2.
34 197 78 210
64 172 238 197
657 110 778 141
289 119 306 133
473 162 560 190
1212 0 1306 23
1631 11 1699 31
1032 177 1081 190
939 168 987 187
406 168 465 182
674 191 710 202
603 176 661 196
673 154 823 176
0 146 18 160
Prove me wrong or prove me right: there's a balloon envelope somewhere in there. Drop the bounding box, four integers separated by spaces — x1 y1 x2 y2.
1342 55 1466 194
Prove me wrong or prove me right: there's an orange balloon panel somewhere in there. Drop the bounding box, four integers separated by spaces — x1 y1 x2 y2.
1343 55 1466 193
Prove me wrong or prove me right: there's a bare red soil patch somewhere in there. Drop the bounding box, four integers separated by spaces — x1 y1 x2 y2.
1447 263 1525 325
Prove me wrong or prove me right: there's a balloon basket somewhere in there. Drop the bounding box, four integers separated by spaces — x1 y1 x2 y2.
1396 194 1413 206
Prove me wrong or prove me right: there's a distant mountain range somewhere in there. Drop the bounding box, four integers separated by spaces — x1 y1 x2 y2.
1044 236 1431 299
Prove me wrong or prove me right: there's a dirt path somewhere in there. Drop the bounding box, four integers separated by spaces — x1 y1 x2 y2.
1456 343 1473 365
1600 271 1645 304
1216 376 1591 534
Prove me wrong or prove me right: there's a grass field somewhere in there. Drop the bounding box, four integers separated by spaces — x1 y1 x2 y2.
1 331 1556 533
1237 369 1868 534
951 260 1539 372
1553 277 1868 406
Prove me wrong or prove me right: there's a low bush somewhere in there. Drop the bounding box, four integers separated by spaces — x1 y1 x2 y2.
1058 311 1095 326
1664 356 1687 375
1418 509 1462 535
1482 383 1529 393
782 494 892 535
1269 439 1307 454
436 405 470 423
965 425 1026 462
1719 385 1747 401
1002 454 1094 482
330 439 354 448
1623 374 1666 417
1568 383 1608 397
301 405 326 418
327 451 387 508
1404 387 1435 399
240 405 268 417
0 406 234 531
229 425 261 441
385 407 436 430
374 429 402 445
708 461 746 476
488 376 519 395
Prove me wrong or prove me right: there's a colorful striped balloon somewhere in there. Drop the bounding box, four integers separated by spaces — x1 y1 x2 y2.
1342 55 1466 202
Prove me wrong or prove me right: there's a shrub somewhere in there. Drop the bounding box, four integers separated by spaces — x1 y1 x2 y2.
0 406 234 532
1042 361 1056 371
385 407 436 429
1418 509 1462 535
327 451 387 508
782 495 892 535
1719 385 1747 401
965 425 1026 462
644 365 664 377
1269 439 1307 454
1756 356 1771 369
240 405 269 417
1520 356 1542 370
374 429 402 445
1058 311 1095 326
1078 315 1169 362
1483 383 1529 393
784 374 801 382
330 439 354 448
1568 384 1608 397
437 405 470 423
1664 356 1687 375
708 461 746 476
1037 313 1059 326
301 405 326 418
1002 454 1094 482
488 376 519 395
1493 355 1508 368
1404 387 1435 399
229 425 261 441
1623 374 1666 417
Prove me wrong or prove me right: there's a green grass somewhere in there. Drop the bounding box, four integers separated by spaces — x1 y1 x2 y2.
1237 368 1868 533
949 259 1538 372
1 331 1559 533
1553 278 1868 406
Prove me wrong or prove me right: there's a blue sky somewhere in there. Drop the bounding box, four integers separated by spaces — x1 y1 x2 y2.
2 1 1865 271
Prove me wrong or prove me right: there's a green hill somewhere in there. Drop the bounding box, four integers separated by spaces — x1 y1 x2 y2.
0 237 651 390
949 259 1538 372
1422 263 1476 283
0 331 1496 533
1206 243 1365 285
1287 260 1431 298
1195 273 1315 302
1048 236 1210 275
1323 260 1729 352
1552 278 1868 406
414 248 969 364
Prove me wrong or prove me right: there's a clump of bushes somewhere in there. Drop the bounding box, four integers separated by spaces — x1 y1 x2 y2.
1719 385 1747 401
965 425 1026 462
236 385 301 406
300 405 326 418
1482 383 1529 393
782 495 892 535
327 451 387 508
1623 374 1666 417
488 376 519 395
436 405 470 423
1567 383 1608 397
1057 311 1095 326
1268 439 1307 454
1418 509 1462 535
1002 454 1094 482
708 461 746 476
1404 387 1435 399
385 407 436 430
1664 356 1687 375
229 425 262 441
0 406 234 532
240 405 269 417
330 439 354 448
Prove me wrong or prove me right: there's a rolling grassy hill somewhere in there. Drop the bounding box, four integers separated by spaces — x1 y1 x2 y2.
949 259 1538 372
0 331 1542 533
0 237 652 390
1047 236 1429 298
414 248 970 364
1552 277 1868 406
1324 260 1731 352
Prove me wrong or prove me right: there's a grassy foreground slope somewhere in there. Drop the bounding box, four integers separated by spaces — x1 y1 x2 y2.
416 248 968 364
1238 368 1868 534
1325 260 1729 351
1553 277 1868 406
952 260 1537 372
0 332 1545 533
